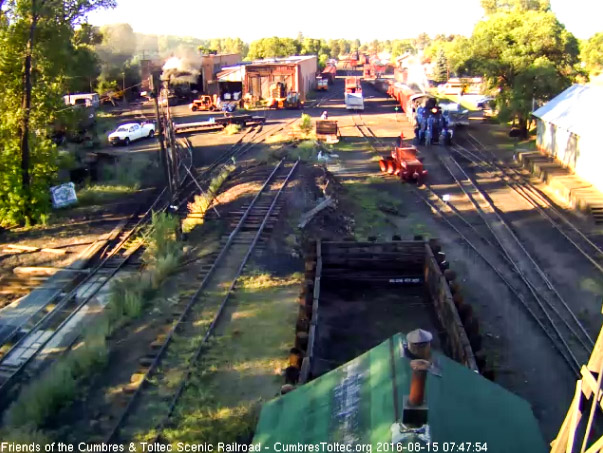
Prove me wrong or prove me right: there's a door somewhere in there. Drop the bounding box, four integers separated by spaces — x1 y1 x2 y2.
131 124 141 140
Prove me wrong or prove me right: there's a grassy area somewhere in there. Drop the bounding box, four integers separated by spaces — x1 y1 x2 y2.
76 184 139 206
343 177 403 240
160 270 302 444
334 139 366 152
261 140 319 164
73 153 158 208
2 213 183 439
183 164 236 233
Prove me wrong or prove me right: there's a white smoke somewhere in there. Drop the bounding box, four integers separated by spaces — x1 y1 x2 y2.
401 55 429 93
161 50 201 85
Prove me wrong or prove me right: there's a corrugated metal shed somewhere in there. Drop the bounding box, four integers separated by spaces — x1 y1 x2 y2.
532 84 603 138
253 333 546 452
216 66 245 82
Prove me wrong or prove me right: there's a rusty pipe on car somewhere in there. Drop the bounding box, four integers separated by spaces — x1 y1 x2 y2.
408 359 431 406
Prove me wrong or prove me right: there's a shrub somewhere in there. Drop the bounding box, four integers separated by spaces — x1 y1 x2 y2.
183 164 235 233
223 124 241 135
6 356 77 429
145 212 181 263
4 206 185 434
299 113 313 134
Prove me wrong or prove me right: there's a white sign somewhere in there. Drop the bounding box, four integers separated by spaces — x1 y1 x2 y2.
50 182 77 208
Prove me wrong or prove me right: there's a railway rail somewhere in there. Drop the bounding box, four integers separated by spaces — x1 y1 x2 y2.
454 132 603 275
104 159 299 443
0 188 170 406
350 112 591 375
175 117 298 211
430 145 593 375
0 116 297 412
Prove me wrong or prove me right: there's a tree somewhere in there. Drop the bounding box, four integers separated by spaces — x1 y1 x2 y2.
434 49 448 82
481 0 550 14
338 39 351 56
328 40 340 59
0 0 115 225
246 37 300 60
391 39 414 58
581 32 603 75
467 9 579 136
415 33 431 51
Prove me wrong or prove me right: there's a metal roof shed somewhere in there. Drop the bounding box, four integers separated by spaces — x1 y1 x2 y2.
532 84 603 192
253 332 546 452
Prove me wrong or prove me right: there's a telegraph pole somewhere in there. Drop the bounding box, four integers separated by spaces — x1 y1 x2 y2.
149 74 173 202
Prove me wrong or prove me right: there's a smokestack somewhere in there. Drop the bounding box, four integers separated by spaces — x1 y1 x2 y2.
403 330 432 427
408 359 430 406
406 329 433 359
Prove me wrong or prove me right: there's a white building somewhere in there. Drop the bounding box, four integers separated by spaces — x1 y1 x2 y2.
532 84 603 193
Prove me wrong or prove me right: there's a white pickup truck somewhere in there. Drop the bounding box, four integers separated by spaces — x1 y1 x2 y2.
108 122 155 146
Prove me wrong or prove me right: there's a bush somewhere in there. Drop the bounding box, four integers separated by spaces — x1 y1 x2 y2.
183 164 235 233
223 124 241 135
145 212 181 263
299 113 313 134
5 209 184 433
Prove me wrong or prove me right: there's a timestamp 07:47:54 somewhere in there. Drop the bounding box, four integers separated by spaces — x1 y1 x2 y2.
376 442 488 452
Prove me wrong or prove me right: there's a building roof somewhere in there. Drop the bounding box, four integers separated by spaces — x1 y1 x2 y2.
250 55 316 66
253 332 546 452
216 66 245 82
533 84 603 137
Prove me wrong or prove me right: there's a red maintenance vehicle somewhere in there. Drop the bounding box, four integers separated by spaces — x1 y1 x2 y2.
378 143 427 185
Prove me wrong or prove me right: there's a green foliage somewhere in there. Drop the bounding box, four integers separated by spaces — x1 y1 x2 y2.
0 0 115 226
480 0 550 15
246 37 300 60
466 9 579 134
581 32 603 75
183 164 235 233
434 49 448 83
5 331 108 431
223 123 241 135
145 212 181 263
299 113 313 134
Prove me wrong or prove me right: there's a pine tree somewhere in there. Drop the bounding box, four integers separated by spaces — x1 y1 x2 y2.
434 49 448 83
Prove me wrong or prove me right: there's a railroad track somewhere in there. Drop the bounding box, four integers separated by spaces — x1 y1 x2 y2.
0 186 172 406
175 117 298 211
350 112 592 375
0 118 296 410
453 132 603 275
427 145 593 375
102 159 299 443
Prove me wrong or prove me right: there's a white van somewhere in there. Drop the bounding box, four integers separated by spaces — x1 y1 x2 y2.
63 93 100 108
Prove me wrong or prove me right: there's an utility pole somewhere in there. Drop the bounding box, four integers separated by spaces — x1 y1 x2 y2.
149 74 173 203
122 72 126 105
164 82 179 202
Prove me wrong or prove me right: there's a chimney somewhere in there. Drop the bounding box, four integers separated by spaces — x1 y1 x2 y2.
408 359 430 406
403 329 433 427
406 329 433 359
